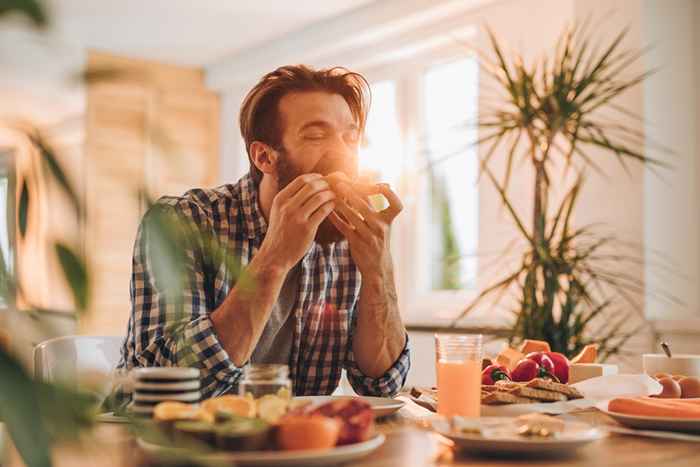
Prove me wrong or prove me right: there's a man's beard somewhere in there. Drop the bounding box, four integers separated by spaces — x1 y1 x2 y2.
276 151 345 246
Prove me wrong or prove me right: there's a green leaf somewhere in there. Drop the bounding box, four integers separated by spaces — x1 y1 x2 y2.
0 0 48 27
0 348 52 467
29 133 84 221
18 178 29 238
54 243 89 312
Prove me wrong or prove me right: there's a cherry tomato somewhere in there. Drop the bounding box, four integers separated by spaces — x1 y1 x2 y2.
545 352 570 384
511 359 540 382
481 364 511 385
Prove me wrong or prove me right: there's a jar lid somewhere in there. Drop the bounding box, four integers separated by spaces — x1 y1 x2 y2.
244 364 289 380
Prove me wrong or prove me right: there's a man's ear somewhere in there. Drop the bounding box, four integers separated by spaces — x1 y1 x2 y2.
249 141 280 178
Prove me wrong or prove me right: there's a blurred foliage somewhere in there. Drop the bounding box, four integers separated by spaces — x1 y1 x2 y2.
1 4 250 466
452 23 672 359
0 0 47 27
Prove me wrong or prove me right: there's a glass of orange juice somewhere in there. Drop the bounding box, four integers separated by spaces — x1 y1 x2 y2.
435 334 483 418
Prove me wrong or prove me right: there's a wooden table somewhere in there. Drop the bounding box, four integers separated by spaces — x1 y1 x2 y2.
5 408 699 467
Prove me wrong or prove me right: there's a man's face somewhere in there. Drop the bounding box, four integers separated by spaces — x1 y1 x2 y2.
274 91 361 244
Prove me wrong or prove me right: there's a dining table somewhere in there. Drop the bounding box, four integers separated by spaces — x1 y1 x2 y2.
3 398 699 467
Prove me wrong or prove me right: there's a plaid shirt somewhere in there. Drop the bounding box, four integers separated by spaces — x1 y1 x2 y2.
117 173 410 399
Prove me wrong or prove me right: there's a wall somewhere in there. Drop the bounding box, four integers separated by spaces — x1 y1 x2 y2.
80 51 220 335
642 0 700 354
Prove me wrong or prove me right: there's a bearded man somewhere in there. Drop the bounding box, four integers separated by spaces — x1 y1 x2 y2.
117 65 410 398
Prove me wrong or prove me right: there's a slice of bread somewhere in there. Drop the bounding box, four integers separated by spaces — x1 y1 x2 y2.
526 378 583 400
512 386 568 402
481 391 535 405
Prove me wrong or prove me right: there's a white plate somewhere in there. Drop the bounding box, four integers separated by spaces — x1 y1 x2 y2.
293 396 405 418
135 380 201 391
432 417 605 455
96 412 130 424
598 401 700 433
133 391 200 402
132 368 199 380
137 433 385 466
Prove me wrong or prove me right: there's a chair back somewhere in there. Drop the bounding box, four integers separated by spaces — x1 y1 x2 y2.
33 335 123 385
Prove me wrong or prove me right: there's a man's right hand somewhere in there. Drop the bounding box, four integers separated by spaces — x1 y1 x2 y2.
258 173 336 271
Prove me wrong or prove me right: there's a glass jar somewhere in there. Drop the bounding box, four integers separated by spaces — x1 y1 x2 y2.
239 364 291 400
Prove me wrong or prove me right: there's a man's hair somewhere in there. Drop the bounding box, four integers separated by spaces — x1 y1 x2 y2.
239 65 371 184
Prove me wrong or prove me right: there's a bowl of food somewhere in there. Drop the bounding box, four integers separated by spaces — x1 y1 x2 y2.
643 354 700 379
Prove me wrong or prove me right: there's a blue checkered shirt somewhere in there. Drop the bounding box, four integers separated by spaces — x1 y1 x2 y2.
117 173 410 399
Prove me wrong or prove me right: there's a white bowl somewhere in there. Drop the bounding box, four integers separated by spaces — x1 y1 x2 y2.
642 353 700 377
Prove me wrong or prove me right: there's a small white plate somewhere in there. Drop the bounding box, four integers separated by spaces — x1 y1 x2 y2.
132 368 199 380
137 433 385 466
598 400 700 433
432 417 605 456
135 380 201 391
133 391 201 402
96 412 130 424
293 396 404 418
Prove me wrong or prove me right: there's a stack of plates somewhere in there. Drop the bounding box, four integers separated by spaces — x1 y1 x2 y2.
130 367 201 417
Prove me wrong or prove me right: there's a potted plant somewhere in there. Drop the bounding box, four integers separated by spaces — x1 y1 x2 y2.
452 24 671 360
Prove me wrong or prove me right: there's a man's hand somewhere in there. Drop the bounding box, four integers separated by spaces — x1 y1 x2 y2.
259 173 336 271
328 182 406 379
211 173 335 367
328 183 403 279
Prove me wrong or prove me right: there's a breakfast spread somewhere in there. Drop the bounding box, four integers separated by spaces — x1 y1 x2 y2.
480 340 584 405
150 394 375 452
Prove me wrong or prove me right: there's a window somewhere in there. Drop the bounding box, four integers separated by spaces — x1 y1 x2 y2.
360 55 479 322
422 59 479 290
0 150 14 308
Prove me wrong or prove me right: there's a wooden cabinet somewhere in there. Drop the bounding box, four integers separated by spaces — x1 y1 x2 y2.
80 51 219 334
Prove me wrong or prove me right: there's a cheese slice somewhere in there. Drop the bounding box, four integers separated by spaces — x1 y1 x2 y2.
519 339 551 355
495 346 525 370
568 363 618 384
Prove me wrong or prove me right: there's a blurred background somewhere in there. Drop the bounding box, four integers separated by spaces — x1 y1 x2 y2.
1 0 699 389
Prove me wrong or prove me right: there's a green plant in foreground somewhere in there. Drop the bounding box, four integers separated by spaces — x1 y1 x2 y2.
451 23 673 359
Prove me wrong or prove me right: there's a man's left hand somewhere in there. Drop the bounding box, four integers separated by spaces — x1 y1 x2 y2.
328 183 403 280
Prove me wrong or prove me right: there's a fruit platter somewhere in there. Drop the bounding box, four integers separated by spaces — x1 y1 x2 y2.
135 391 385 466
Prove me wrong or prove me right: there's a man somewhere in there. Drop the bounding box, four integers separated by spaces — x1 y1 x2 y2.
117 65 410 398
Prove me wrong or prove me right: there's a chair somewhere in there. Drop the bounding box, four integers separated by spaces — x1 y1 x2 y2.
33 335 123 388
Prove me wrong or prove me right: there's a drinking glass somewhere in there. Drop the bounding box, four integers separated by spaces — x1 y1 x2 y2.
435 334 483 418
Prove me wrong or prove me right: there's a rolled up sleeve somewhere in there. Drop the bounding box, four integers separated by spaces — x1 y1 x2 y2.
344 310 411 397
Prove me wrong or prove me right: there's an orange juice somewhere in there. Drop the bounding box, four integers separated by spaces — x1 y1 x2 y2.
436 359 481 417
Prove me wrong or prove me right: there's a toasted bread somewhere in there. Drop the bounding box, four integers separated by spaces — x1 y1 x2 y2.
494 380 569 402
526 378 583 400
482 391 535 405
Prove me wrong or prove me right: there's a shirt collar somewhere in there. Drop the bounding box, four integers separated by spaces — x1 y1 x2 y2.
238 172 268 239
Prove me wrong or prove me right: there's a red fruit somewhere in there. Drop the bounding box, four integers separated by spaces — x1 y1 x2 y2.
545 352 570 384
481 364 511 385
525 352 555 374
511 359 540 382
310 398 374 445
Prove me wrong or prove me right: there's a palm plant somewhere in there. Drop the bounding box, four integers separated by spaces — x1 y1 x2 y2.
451 23 671 360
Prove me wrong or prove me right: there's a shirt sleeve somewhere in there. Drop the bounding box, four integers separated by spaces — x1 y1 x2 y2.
343 306 411 397
121 200 241 398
